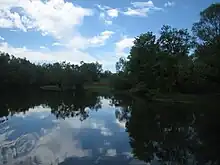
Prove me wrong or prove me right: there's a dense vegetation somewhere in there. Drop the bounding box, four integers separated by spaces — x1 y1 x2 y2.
0 3 220 95
112 3 220 94
0 52 107 89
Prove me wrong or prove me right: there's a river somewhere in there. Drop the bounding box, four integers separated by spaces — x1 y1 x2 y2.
0 89 219 165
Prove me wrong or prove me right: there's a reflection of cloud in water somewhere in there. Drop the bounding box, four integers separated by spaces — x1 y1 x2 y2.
30 123 90 164
106 149 116 157
91 122 113 136
0 102 140 165
115 119 126 129
0 124 13 141
0 119 90 165
0 113 115 165
101 99 111 108
14 106 51 118
64 116 113 136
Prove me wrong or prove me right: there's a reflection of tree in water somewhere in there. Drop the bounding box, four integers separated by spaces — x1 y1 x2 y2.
113 95 220 165
0 88 102 121
111 94 133 123
49 91 102 121
0 88 41 119
0 89 103 164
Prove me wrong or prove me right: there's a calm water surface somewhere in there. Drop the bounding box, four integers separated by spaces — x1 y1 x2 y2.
0 90 220 165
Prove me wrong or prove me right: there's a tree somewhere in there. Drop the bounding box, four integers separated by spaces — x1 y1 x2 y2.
113 26 196 93
192 3 220 43
116 57 127 73
159 25 195 57
193 3 220 87
127 32 159 90
0 52 103 89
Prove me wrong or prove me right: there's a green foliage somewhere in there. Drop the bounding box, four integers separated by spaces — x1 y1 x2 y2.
1 3 220 95
192 3 220 42
0 52 103 89
112 3 220 94
192 3 220 86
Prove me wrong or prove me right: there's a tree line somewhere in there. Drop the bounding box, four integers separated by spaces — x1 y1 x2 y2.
0 52 108 89
112 3 220 94
0 3 220 94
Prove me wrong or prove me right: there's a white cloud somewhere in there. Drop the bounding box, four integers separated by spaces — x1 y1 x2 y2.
99 12 113 25
99 12 105 19
0 41 118 71
107 8 119 18
97 1 162 19
131 1 154 8
0 36 4 41
115 36 134 56
0 41 97 64
91 122 113 136
0 1 142 72
100 127 113 136
164 1 175 7
89 31 114 45
99 12 112 25
68 30 114 49
97 5 118 25
96 4 110 11
106 149 117 157
0 1 117 70
123 8 149 17
1 121 90 165
52 42 64 46
15 105 51 118
67 34 89 50
0 17 13 28
0 0 19 8
40 46 47 49
0 0 93 38
115 119 126 129
0 9 26 31
123 1 162 17
105 20 112 25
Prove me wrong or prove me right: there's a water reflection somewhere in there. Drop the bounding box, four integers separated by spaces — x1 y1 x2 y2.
0 89 142 165
114 95 220 165
0 89 102 121
0 90 220 165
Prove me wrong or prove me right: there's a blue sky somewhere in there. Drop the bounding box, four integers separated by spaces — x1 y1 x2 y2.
0 0 218 71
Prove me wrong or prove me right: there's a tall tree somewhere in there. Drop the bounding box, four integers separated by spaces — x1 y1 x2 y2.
192 3 220 43
193 3 220 85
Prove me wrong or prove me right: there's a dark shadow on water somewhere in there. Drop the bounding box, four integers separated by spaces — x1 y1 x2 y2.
0 88 102 121
113 95 220 165
1 89 220 165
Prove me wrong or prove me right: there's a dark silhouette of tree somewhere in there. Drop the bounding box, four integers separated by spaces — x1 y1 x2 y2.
112 95 220 165
0 52 103 89
192 3 220 86
0 88 102 121
111 3 220 94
